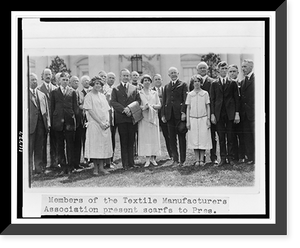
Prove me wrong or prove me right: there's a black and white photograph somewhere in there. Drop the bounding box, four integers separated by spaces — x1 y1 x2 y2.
7 7 288 237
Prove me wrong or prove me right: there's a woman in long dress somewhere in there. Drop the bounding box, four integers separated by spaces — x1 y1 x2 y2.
83 76 112 175
138 74 161 167
186 74 212 166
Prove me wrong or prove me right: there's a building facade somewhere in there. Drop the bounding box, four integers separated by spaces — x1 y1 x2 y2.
29 53 254 91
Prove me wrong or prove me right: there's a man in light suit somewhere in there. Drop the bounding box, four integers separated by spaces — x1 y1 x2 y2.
103 72 117 169
111 68 141 170
161 67 188 167
189 62 218 165
50 72 78 174
240 59 255 164
210 61 240 166
37 68 57 169
29 73 50 175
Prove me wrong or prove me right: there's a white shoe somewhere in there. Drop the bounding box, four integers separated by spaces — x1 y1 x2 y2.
151 159 158 166
144 160 150 167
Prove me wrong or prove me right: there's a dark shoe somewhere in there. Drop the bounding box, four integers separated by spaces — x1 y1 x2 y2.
218 159 226 166
229 160 236 166
172 161 179 167
212 160 219 166
238 158 245 164
130 164 139 168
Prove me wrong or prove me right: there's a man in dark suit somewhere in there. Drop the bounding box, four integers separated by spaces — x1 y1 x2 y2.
210 61 240 166
240 59 255 164
161 67 188 167
152 74 172 160
50 72 78 174
80 75 91 166
37 68 57 169
189 61 218 165
70 76 85 170
29 73 50 175
228 64 246 163
111 68 141 170
103 72 117 169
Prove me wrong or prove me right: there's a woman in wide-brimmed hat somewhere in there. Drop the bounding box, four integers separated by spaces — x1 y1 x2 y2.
83 76 112 175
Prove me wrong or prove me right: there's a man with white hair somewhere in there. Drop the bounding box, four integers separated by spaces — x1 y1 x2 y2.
29 73 50 175
37 68 58 169
103 72 117 169
189 61 218 165
161 67 188 167
240 59 255 165
70 76 84 170
55 72 61 86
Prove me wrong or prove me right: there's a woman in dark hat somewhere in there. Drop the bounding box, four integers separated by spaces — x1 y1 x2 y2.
83 76 112 175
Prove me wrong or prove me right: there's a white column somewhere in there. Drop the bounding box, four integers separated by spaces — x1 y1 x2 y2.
107 55 120 86
160 54 182 86
88 55 105 78
33 56 48 86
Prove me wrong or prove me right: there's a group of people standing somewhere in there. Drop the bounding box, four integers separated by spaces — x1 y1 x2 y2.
28 58 255 177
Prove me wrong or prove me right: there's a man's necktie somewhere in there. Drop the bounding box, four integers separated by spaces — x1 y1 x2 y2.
32 90 40 108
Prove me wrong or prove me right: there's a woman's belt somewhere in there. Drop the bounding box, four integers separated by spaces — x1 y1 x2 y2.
189 115 207 119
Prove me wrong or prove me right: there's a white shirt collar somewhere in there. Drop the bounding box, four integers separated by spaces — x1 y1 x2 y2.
44 81 50 88
60 85 67 92
219 76 227 83
30 88 36 94
246 71 254 79
199 75 208 81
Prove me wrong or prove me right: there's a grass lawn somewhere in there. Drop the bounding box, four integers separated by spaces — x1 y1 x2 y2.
31 130 255 188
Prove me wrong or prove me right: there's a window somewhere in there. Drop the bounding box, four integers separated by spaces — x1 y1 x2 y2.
182 67 197 84
76 57 89 77
181 54 201 83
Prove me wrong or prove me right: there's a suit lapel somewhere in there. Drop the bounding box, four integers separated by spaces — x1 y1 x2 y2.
224 78 230 92
58 87 65 98
30 91 38 108
40 83 48 98
217 78 223 92
127 84 134 98
119 83 127 98
242 74 253 91
171 79 179 91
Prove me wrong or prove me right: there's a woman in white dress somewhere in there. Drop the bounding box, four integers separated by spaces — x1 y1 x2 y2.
186 75 212 166
138 75 161 167
83 76 112 175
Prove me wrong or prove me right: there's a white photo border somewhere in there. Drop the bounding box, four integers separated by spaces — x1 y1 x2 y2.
7 6 286 235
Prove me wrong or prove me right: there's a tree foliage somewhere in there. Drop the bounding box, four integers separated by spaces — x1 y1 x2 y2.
201 53 221 78
47 56 72 84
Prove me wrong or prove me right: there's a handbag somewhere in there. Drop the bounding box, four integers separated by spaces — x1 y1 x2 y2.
127 101 143 124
